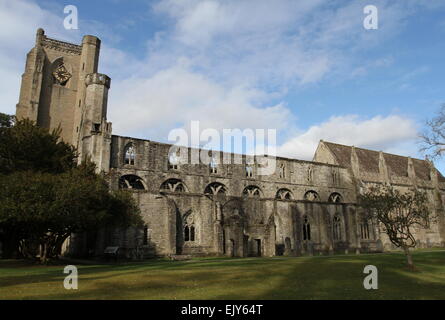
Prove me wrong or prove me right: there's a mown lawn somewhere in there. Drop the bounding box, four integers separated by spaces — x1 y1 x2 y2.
0 250 444 300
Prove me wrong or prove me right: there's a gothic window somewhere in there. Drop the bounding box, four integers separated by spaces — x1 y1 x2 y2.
333 216 342 240
184 212 196 242
276 188 293 200
119 175 145 190
246 165 253 178
303 216 311 241
124 144 136 165
328 192 343 203
243 185 262 198
279 163 285 179
332 169 339 185
184 225 196 242
160 178 187 193
360 220 370 240
307 166 313 183
209 152 218 174
304 190 319 202
204 182 227 196
184 225 190 242
190 225 195 241
168 148 180 170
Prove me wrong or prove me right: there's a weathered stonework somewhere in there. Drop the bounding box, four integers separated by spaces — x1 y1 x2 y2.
15 30 445 259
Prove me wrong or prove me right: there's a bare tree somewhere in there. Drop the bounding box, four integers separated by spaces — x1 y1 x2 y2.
420 104 445 159
359 185 434 270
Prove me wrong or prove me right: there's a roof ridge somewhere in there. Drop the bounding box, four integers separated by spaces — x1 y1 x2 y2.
323 140 427 163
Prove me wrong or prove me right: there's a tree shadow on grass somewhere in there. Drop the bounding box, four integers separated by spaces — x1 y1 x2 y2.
227 251 445 300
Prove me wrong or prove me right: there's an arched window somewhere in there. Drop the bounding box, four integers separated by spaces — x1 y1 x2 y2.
333 216 342 240
184 225 195 242
243 185 262 198
160 179 187 193
190 225 195 241
303 215 311 241
279 163 285 179
329 192 343 203
246 165 253 177
204 182 227 196
168 148 180 170
304 190 319 201
119 175 145 190
209 152 218 174
360 220 370 240
184 225 190 242
124 144 136 165
276 188 293 200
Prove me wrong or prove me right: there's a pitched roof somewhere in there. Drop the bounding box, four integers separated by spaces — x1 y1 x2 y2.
322 141 445 181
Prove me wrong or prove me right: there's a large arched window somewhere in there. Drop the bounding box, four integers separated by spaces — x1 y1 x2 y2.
329 192 343 203
243 185 262 198
124 143 136 165
160 179 187 193
119 175 145 190
302 215 311 241
304 190 320 202
333 216 342 240
276 188 293 200
204 182 227 196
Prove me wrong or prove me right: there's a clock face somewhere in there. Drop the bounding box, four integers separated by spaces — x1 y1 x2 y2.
53 64 71 85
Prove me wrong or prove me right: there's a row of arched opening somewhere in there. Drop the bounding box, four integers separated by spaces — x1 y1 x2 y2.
119 175 344 202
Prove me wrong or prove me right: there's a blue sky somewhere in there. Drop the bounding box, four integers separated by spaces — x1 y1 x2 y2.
1 0 445 170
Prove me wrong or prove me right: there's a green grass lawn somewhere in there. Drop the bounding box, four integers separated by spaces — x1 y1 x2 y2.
0 250 444 300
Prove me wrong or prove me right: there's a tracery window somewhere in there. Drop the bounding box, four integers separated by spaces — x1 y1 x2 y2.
243 185 262 198
204 182 227 196
160 179 187 193
333 216 342 240
328 192 343 203
304 190 320 201
360 220 370 240
276 188 293 200
119 175 145 190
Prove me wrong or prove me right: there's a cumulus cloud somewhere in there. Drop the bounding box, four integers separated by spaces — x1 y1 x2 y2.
109 62 294 142
1 0 441 162
278 115 418 160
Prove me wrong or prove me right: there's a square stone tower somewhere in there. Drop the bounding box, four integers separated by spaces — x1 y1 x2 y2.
16 28 112 172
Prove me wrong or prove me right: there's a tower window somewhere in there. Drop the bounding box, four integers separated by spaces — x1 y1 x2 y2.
93 123 101 132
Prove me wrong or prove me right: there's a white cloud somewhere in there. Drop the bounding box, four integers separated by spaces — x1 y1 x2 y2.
109 62 294 142
1 0 441 162
278 115 418 160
